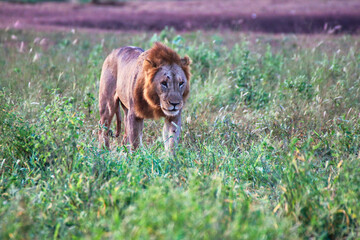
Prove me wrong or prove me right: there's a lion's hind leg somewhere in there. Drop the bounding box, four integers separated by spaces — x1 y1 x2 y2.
99 107 113 149
115 98 122 138
98 56 120 148
98 95 118 149
120 102 128 145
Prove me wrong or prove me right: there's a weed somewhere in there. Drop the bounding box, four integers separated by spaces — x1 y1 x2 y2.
0 29 359 239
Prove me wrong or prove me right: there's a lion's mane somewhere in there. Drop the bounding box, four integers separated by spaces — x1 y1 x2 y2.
134 42 191 119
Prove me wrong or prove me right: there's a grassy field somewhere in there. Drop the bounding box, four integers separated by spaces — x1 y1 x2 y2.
0 28 359 239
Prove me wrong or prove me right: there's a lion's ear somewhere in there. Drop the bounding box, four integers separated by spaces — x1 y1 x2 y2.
181 56 191 66
146 58 157 68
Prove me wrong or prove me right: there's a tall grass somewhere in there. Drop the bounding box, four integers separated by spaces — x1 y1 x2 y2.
0 28 359 239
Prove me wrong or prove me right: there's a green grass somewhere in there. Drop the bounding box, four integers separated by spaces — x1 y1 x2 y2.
0 28 360 239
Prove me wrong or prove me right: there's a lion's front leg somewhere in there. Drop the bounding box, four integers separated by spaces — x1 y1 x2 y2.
127 112 144 150
163 114 181 153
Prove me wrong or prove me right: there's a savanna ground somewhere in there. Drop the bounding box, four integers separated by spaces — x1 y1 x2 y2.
1 0 360 33
1 1 360 239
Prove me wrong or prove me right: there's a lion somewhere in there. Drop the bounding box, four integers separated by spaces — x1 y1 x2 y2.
98 42 191 152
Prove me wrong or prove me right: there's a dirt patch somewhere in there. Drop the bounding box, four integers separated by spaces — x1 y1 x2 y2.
1 1 360 33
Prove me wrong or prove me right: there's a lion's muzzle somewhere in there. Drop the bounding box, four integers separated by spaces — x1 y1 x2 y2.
161 100 182 117
163 109 179 117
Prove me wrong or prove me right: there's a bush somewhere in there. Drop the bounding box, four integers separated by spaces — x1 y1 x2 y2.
31 91 85 170
0 90 34 174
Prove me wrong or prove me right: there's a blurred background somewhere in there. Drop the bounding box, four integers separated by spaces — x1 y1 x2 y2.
1 0 359 34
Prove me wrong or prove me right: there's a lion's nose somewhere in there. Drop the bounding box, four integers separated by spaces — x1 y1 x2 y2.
169 101 180 108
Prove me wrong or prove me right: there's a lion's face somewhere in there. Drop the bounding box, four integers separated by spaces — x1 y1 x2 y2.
152 64 188 117
141 44 191 119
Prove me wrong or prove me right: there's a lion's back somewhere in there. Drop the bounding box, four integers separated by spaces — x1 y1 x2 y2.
115 46 145 109
116 46 144 63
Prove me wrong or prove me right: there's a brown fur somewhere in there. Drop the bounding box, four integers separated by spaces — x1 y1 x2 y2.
135 42 191 119
98 42 191 152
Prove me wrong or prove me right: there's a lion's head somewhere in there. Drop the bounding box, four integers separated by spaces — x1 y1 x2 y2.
142 42 191 118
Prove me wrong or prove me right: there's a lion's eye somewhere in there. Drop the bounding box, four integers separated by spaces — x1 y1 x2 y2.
179 81 184 87
161 81 168 88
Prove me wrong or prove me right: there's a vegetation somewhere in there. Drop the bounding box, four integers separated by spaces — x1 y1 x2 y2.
0 0 158 3
1 0 67 3
0 28 359 239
